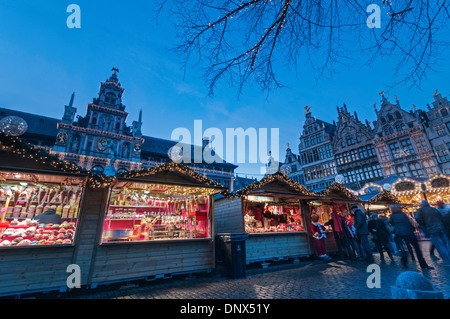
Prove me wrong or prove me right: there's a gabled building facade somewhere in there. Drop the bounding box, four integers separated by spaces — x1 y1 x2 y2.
296 107 337 191
425 92 450 174
332 104 383 190
372 95 439 178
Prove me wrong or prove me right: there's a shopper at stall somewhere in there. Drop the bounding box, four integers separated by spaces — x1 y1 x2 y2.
415 200 450 266
368 213 395 263
33 209 62 225
344 214 361 259
311 214 332 261
389 205 433 269
351 205 374 263
324 206 355 260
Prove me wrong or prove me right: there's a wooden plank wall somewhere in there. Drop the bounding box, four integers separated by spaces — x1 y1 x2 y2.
90 240 215 284
0 246 75 295
246 233 311 263
0 187 107 296
214 198 244 234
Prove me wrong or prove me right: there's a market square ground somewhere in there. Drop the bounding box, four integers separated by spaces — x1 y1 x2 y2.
32 241 450 299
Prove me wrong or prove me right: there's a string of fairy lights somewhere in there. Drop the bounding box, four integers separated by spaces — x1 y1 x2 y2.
317 182 362 202
0 133 84 175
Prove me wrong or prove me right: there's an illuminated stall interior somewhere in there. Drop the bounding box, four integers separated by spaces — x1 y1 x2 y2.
233 173 320 234
100 163 225 243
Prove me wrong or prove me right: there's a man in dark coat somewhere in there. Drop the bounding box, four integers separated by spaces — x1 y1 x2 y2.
33 209 62 225
389 205 433 269
368 213 394 262
415 200 450 266
351 205 374 263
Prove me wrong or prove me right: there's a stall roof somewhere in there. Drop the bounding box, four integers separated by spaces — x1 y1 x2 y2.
316 183 363 203
116 162 227 193
226 172 320 199
359 190 401 205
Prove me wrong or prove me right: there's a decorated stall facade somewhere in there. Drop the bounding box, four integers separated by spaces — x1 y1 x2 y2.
215 173 320 266
87 162 225 286
0 133 89 296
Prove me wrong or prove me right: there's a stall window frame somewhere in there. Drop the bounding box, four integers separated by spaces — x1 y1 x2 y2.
98 178 223 246
0 167 88 250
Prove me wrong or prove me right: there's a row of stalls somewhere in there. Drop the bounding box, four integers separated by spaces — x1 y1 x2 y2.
0 133 226 296
214 175 378 267
0 133 404 296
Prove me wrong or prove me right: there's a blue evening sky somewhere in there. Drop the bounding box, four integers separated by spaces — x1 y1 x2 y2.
0 1 449 177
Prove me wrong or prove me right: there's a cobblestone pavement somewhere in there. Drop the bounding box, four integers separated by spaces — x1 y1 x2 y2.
63 242 449 300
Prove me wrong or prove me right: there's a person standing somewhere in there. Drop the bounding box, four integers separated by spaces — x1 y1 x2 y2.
389 205 433 269
311 214 332 261
368 213 395 262
351 205 374 263
344 214 361 259
324 206 355 260
415 200 450 266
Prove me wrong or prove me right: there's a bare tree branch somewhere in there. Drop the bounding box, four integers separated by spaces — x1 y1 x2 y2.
158 0 450 95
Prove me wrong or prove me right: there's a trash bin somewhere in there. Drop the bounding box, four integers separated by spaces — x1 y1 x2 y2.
216 233 248 279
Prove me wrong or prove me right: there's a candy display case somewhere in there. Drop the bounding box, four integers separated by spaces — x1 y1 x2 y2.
0 171 85 248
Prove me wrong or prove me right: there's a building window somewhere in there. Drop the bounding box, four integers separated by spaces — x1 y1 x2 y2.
396 164 408 176
384 166 395 177
442 108 449 116
384 126 394 135
412 134 429 153
356 167 364 181
358 146 367 159
400 139 415 155
422 159 438 176
377 145 390 162
389 142 400 158
363 165 374 180
434 124 447 136
395 123 406 132
409 162 424 177
356 136 361 143
305 138 310 148
341 141 346 148
346 135 354 146
372 164 383 178
367 145 376 157
435 145 450 162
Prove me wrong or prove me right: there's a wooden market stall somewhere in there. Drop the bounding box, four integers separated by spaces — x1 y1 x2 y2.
215 172 321 266
0 133 88 296
87 162 226 287
313 183 365 255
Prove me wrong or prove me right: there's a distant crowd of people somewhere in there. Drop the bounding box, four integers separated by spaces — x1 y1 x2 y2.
310 200 450 270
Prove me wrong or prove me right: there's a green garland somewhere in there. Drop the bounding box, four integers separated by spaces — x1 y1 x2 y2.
317 182 362 201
